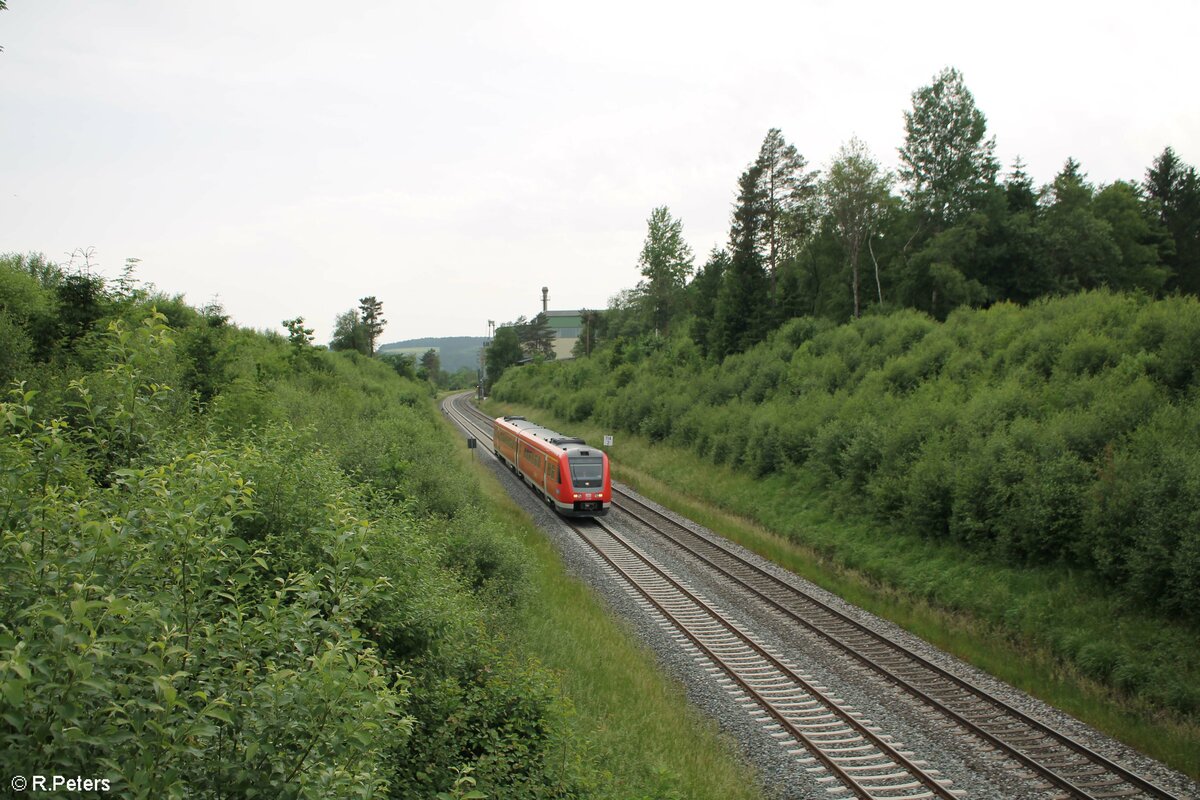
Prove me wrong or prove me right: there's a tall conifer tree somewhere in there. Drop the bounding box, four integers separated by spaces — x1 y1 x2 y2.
1146 146 1200 295
358 296 386 355
712 164 769 359
754 129 819 287
689 248 729 358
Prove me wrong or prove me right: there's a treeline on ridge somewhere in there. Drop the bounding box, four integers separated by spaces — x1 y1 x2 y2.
484 67 1198 380
327 298 482 391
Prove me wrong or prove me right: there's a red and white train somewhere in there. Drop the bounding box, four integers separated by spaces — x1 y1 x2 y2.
492 415 611 516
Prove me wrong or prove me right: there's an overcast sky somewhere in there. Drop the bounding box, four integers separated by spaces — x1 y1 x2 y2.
3 1 1198 344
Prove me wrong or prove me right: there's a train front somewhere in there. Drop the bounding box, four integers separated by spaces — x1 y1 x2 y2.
562 446 610 516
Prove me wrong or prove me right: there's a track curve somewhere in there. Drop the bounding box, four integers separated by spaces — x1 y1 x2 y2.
443 392 1185 800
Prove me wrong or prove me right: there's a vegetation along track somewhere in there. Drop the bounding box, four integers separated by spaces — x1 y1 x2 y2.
443 393 1182 800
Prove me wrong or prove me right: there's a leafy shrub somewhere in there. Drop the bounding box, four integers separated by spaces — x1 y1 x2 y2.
0 283 588 798
0 380 405 799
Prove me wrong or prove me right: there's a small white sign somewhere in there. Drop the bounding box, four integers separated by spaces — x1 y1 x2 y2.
603 435 613 447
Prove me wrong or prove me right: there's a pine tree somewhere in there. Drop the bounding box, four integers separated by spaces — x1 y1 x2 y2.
418 348 441 384
358 296 386 355
1146 146 1200 295
755 129 819 286
987 159 1051 303
1092 181 1171 292
532 313 556 358
689 248 729 358
1038 159 1120 292
572 309 602 358
1004 158 1037 213
712 164 770 359
514 313 555 359
282 317 315 365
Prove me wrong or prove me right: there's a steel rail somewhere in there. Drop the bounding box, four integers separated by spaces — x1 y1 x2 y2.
571 515 959 800
609 491 1179 800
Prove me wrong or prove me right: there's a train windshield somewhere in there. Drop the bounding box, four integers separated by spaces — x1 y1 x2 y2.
569 456 604 488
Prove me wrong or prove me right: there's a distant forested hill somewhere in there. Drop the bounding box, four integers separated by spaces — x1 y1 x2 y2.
377 336 486 372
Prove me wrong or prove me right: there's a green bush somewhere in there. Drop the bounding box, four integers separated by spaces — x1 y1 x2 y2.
0 370 404 799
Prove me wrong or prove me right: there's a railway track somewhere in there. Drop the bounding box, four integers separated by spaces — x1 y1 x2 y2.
606 492 1178 800
443 393 1183 800
571 515 961 800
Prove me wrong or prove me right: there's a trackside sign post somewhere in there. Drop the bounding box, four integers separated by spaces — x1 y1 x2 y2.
603 435 613 447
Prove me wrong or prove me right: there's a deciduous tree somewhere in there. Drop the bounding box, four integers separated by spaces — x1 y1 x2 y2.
380 351 416 379
636 206 694 336
485 325 523 389
899 67 998 230
330 308 368 354
823 137 893 317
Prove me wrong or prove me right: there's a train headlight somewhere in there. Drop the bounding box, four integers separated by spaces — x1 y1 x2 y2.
573 493 581 499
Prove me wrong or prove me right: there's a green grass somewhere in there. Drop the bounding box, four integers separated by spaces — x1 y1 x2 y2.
484 398 1200 781
440 411 764 800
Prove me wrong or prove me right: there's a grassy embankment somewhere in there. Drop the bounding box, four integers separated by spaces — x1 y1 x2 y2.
484 291 1200 779
436 403 762 800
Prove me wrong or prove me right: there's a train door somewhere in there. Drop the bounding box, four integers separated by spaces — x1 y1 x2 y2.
547 458 560 498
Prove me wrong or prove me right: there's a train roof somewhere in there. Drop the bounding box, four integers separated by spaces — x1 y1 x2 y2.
497 415 603 456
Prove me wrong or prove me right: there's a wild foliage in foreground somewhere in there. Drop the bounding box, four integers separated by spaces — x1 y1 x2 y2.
494 291 1200 714
0 254 587 798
